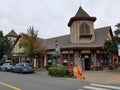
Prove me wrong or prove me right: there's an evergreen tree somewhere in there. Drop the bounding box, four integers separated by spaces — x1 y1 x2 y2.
0 31 11 60
114 23 120 37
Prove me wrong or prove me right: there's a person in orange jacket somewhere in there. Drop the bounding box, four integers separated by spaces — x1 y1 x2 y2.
73 66 78 78
77 66 83 79
73 66 85 79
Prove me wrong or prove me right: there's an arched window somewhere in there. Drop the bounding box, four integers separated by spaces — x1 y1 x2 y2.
79 23 90 35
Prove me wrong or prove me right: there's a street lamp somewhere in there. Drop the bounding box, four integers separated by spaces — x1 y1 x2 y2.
55 40 58 48
55 40 60 67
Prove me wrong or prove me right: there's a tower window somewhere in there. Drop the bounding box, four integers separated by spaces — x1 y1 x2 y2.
79 23 92 39
79 23 90 35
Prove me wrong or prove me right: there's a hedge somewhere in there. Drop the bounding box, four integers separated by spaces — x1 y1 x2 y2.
48 67 69 77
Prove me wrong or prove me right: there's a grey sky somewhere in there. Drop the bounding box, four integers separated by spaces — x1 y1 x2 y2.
0 0 120 39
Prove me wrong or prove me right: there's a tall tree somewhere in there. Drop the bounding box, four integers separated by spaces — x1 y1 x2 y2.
114 23 120 37
104 23 120 64
0 31 11 60
104 36 120 56
20 26 46 61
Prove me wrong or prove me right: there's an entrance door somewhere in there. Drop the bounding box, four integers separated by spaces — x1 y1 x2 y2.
85 59 90 70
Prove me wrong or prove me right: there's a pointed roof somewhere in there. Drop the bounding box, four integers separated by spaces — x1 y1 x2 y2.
75 7 90 17
68 7 96 27
6 30 18 37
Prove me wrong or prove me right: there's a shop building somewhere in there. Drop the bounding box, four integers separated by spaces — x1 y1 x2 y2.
9 7 113 70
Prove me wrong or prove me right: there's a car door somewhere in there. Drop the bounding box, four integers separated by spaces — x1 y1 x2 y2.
14 64 21 72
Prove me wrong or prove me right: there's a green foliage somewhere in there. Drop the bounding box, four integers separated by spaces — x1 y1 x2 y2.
114 23 120 36
44 65 51 70
48 67 69 77
0 31 11 60
104 36 120 56
20 26 46 59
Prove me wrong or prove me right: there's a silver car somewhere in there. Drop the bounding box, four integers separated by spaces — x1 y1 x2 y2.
0 63 14 71
11 62 34 73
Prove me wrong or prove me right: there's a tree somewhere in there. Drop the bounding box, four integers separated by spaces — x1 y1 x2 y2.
0 31 11 60
20 26 46 61
114 22 120 37
104 36 120 56
104 23 120 64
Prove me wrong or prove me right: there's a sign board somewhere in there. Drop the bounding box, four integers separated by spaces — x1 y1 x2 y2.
3 54 8 60
117 44 120 56
56 46 60 54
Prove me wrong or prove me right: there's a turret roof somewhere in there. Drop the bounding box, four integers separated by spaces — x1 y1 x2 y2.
75 7 90 17
6 30 18 37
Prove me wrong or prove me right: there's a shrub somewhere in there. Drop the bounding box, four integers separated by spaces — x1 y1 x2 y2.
48 67 69 77
44 65 51 70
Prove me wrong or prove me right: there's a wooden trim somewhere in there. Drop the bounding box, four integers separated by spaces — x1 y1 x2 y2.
79 34 92 38
68 17 96 27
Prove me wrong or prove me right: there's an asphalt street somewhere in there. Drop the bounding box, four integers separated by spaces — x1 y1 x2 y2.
0 71 119 90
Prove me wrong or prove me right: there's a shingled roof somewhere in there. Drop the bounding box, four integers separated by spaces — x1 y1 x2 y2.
68 7 96 27
45 26 113 50
75 7 90 17
6 30 18 37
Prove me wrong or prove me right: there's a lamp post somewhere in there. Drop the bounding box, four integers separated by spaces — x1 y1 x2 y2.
55 40 58 67
55 40 60 67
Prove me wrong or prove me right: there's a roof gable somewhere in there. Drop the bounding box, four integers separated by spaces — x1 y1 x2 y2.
6 30 18 37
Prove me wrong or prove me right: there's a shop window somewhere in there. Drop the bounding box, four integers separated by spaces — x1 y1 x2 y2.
63 59 68 66
70 54 74 66
47 54 52 65
62 54 68 66
63 54 67 59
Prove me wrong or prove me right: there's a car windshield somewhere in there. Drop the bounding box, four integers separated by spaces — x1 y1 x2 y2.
3 63 9 66
15 63 32 67
25 63 32 67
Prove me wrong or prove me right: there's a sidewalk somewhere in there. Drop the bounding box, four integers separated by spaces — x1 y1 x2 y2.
36 69 120 84
83 69 120 84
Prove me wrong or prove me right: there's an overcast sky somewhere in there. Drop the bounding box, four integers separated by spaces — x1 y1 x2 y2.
0 0 120 39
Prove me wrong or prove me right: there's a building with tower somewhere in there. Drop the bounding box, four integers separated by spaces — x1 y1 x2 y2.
10 6 113 70
45 7 113 70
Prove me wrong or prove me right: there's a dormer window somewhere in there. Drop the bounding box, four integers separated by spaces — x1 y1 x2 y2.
79 23 92 39
80 23 90 35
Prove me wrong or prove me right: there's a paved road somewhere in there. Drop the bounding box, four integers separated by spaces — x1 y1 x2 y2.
78 83 120 90
0 71 119 90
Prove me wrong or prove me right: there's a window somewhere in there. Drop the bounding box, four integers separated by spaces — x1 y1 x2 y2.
70 27 73 34
62 54 68 66
80 23 90 35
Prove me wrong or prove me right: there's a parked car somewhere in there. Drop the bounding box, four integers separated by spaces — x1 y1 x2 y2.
0 63 14 71
11 62 34 73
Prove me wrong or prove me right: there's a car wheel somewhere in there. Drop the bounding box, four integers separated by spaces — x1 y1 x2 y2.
20 69 23 74
4 68 8 72
11 69 14 73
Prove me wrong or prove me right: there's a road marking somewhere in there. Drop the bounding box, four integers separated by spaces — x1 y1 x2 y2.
78 83 120 90
0 82 22 90
83 86 110 90
91 83 120 90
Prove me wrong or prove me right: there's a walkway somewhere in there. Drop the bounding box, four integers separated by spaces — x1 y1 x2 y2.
36 68 120 84
83 69 120 84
